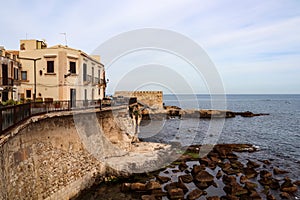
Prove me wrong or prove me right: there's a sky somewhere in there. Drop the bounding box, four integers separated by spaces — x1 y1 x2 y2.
1 0 300 94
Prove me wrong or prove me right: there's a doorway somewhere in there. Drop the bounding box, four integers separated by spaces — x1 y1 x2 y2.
70 89 76 108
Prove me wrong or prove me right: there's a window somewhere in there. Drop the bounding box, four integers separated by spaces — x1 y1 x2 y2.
69 61 76 74
47 61 54 73
26 90 31 98
21 71 27 80
92 67 94 84
92 89 94 100
83 63 87 81
98 70 100 83
84 89 87 101
14 68 19 80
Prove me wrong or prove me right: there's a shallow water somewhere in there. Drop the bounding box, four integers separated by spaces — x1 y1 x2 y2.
142 94 300 178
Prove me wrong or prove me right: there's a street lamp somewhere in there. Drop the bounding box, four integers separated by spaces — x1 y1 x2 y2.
18 56 41 102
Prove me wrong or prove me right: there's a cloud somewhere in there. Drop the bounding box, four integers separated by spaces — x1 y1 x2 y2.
1 0 299 93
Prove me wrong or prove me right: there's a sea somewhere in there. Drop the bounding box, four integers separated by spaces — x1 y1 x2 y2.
78 94 300 199
141 94 300 180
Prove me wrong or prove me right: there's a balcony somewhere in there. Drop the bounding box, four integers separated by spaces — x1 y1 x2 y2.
98 79 106 87
0 77 14 86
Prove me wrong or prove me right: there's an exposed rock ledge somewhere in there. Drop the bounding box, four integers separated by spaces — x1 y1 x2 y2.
142 106 269 119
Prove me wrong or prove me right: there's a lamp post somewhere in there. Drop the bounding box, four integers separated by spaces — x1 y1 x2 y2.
18 57 41 102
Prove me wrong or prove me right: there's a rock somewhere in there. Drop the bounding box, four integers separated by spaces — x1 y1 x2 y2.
222 175 236 185
244 181 258 190
260 160 271 165
194 171 214 182
199 156 211 166
120 183 131 192
164 182 177 192
208 162 217 170
191 165 205 176
230 160 244 169
266 193 276 200
177 180 189 194
179 161 188 171
226 111 236 118
227 152 238 160
281 185 298 193
187 189 204 200
246 160 260 168
280 192 291 199
249 190 262 200
168 188 184 200
172 169 181 173
141 195 156 200
243 167 258 179
208 152 221 162
280 177 298 193
223 167 240 175
165 181 188 194
223 183 248 196
131 182 146 191
220 162 231 172
294 180 300 186
151 189 167 197
240 111 255 117
221 195 239 200
145 181 161 190
258 177 273 186
207 196 220 200
156 175 171 183
260 170 272 178
179 174 193 183
273 167 288 175
240 175 248 184
195 181 210 190
212 181 218 188
215 148 227 159
269 178 280 190
216 170 222 179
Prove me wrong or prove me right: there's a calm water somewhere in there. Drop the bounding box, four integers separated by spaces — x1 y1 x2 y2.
78 94 300 199
141 94 300 180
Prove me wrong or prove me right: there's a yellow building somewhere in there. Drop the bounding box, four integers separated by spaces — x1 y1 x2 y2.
0 47 22 102
18 39 106 105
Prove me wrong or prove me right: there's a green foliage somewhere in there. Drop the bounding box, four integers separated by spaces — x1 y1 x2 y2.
1 99 17 106
35 98 43 102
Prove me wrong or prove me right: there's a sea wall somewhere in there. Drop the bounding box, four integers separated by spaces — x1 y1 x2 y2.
115 91 163 109
0 108 134 200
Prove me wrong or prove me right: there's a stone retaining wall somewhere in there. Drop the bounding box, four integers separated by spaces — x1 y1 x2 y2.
0 108 133 200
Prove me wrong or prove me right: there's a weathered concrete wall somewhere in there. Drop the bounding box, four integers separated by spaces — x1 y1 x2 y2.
0 109 133 200
115 91 163 109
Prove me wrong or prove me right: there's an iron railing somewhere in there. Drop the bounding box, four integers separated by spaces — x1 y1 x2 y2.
0 99 113 136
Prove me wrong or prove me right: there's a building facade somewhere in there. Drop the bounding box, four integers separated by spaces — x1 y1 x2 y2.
0 46 22 102
18 40 106 104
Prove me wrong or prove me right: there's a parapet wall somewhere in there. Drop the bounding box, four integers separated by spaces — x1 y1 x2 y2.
115 91 163 109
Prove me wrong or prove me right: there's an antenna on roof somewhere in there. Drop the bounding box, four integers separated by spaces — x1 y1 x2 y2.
60 32 68 47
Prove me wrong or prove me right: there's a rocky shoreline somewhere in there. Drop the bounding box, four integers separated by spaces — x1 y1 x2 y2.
77 144 300 200
162 106 269 119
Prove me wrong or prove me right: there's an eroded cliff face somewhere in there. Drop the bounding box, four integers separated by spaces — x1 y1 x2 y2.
0 108 134 200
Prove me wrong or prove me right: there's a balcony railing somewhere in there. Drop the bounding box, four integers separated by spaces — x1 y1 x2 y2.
0 77 14 86
98 78 106 87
